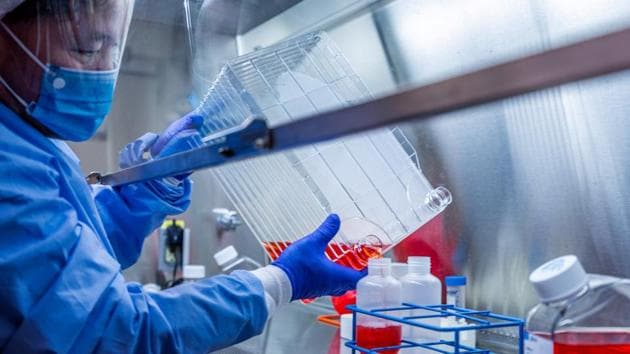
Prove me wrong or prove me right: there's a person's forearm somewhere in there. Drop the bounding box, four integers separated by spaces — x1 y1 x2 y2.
251 265 293 317
91 182 189 269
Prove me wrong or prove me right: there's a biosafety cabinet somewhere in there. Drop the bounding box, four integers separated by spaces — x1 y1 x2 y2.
95 0 630 352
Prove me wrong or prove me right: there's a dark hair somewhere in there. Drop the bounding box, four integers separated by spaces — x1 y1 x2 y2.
4 1 61 23
4 0 109 24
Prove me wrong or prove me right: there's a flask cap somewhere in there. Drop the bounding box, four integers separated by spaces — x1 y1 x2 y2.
529 255 588 303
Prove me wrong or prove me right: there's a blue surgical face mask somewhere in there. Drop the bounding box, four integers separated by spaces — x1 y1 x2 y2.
0 22 118 142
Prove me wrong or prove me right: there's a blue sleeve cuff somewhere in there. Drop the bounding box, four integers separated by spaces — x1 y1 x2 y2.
116 177 192 217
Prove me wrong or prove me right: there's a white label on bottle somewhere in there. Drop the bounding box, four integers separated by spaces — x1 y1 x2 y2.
524 332 553 354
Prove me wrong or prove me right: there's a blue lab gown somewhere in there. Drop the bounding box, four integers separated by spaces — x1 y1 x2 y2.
0 103 267 353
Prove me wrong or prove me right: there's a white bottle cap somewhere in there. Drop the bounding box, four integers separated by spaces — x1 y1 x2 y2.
340 314 354 340
529 255 587 303
183 265 206 279
213 245 239 267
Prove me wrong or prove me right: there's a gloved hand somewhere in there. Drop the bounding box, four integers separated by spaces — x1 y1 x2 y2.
272 214 367 301
150 112 204 157
119 112 204 180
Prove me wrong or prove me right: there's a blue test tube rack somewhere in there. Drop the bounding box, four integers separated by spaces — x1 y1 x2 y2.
345 303 524 354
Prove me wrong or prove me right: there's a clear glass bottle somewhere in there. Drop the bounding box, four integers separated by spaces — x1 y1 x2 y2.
356 258 402 354
526 255 630 354
401 257 442 350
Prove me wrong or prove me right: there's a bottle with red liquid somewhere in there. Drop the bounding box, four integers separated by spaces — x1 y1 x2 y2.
525 255 630 354
356 258 402 354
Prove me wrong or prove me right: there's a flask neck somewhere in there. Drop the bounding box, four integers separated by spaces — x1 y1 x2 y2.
546 282 590 307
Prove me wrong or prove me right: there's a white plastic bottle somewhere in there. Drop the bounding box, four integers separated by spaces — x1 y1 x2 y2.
401 257 441 305
182 265 205 283
400 257 442 350
391 262 408 280
356 258 403 353
526 255 630 353
339 314 354 354
213 245 261 272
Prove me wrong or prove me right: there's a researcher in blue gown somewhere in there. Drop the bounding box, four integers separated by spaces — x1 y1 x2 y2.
0 1 365 353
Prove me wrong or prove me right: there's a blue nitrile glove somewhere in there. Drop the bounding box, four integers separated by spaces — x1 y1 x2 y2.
119 113 204 180
150 112 204 157
155 129 203 181
119 132 158 169
118 131 199 202
272 214 367 301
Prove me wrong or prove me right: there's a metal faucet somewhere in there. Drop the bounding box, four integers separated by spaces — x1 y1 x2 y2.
212 208 242 231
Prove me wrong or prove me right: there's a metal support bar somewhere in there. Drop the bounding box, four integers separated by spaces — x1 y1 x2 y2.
90 117 270 186
92 27 630 187
272 27 630 149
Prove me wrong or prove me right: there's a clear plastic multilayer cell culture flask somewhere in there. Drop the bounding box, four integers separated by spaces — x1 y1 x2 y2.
526 255 630 354
356 258 402 354
193 32 451 269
